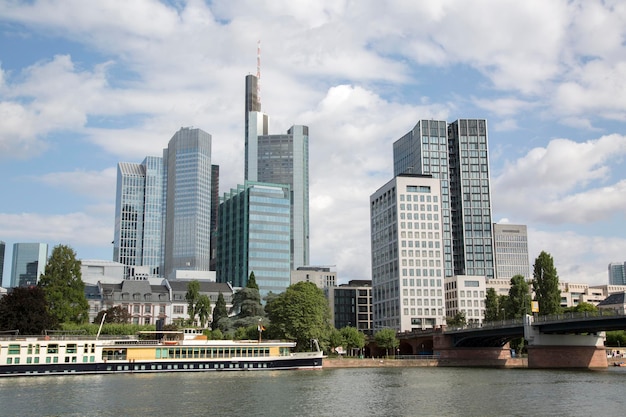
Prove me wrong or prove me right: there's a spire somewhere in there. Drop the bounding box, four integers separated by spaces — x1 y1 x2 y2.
256 40 261 107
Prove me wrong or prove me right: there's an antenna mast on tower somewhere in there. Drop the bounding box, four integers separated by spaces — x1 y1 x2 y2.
256 40 261 107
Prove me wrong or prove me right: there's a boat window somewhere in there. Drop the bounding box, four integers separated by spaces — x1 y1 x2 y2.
47 344 59 354
66 344 77 354
8 344 20 355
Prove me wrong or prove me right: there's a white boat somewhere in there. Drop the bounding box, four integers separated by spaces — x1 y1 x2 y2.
0 329 323 377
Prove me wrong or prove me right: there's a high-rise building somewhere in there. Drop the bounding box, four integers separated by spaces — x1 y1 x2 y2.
10 243 48 287
609 262 626 285
393 119 494 279
113 156 163 278
0 241 5 286
493 224 530 280
328 280 373 334
370 174 445 332
216 181 291 299
244 74 309 269
163 127 214 278
448 119 494 279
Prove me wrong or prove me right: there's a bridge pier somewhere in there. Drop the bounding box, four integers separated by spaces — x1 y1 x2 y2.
525 316 608 369
433 333 518 367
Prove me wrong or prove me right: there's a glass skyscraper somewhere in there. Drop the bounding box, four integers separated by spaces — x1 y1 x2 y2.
216 181 291 299
163 127 213 278
392 119 494 279
609 262 626 285
10 243 48 287
244 74 310 269
113 156 163 277
0 241 4 286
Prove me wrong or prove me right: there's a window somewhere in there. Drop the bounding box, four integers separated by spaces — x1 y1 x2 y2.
174 305 185 314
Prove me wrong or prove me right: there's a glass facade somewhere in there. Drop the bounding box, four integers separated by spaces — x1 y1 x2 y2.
609 262 626 285
216 182 291 299
493 223 530 280
10 243 48 287
0 241 4 286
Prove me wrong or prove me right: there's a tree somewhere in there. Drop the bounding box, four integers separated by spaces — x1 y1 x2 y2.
563 302 598 314
484 288 500 322
230 287 264 318
340 326 365 355
532 251 561 316
196 295 212 328
247 271 259 290
327 328 344 354
374 328 399 357
94 306 131 324
265 281 332 351
507 275 531 319
211 292 228 331
185 280 200 325
38 244 89 324
0 286 58 334
446 311 467 327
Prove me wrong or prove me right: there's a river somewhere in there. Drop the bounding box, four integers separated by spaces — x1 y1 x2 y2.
2 367 626 416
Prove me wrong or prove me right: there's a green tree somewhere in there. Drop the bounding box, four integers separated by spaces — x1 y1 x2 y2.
532 251 561 315
247 271 259 290
446 311 467 327
606 331 626 348
196 294 212 328
340 326 366 355
0 286 58 334
563 302 598 314
327 328 344 355
211 292 228 331
94 306 131 324
507 274 531 319
265 281 332 351
484 287 500 322
498 295 509 319
230 287 264 318
38 244 89 324
185 280 200 325
374 328 399 357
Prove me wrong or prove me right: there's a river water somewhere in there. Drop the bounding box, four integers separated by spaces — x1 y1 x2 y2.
2 367 626 416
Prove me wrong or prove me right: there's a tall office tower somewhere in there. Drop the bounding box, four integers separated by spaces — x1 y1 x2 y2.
608 262 626 285
370 174 445 332
10 243 48 287
447 119 494 279
209 164 220 271
244 75 310 269
163 127 213 278
493 224 530 280
113 156 164 278
0 241 5 286
393 120 452 277
216 181 291 299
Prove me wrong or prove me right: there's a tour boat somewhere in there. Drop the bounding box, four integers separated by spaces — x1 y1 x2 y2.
0 329 323 377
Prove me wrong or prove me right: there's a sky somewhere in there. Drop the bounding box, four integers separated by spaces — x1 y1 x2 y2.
1 0 625 288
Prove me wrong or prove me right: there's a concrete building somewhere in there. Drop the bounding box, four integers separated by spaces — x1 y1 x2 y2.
216 181 291 299
81 259 127 285
392 119 494 279
0 241 5 286
444 275 486 325
328 280 373 334
493 224 530 280
608 262 626 285
291 266 336 290
244 74 309 270
10 243 48 287
167 280 233 327
370 174 445 332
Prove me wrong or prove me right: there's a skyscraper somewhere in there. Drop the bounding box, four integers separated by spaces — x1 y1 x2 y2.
392 118 494 279
216 181 291 298
10 243 48 287
244 74 310 269
493 223 530 280
113 156 163 277
370 174 445 331
163 127 214 278
0 241 5 286
609 262 626 285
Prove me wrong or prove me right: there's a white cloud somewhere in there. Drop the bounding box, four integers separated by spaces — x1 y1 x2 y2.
36 167 117 201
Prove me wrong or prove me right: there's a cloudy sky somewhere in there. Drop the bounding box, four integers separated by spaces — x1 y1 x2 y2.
1 0 625 287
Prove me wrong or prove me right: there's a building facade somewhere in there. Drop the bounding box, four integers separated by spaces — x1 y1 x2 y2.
444 275 486 325
291 266 337 290
216 181 292 299
370 174 445 332
163 127 214 278
0 241 4 287
113 156 164 278
609 262 626 285
328 280 373 334
10 243 48 287
493 223 530 280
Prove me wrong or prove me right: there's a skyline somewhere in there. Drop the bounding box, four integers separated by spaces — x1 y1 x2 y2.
1 1 626 287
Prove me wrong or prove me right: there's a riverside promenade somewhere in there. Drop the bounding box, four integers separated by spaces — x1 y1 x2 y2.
324 356 527 368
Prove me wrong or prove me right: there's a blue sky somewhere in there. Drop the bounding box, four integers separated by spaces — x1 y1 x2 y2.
1 0 625 287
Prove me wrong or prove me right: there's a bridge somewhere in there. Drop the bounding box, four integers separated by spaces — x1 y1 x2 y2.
392 310 626 369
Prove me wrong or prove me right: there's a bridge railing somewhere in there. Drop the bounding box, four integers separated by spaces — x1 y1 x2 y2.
532 308 624 323
446 317 524 332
